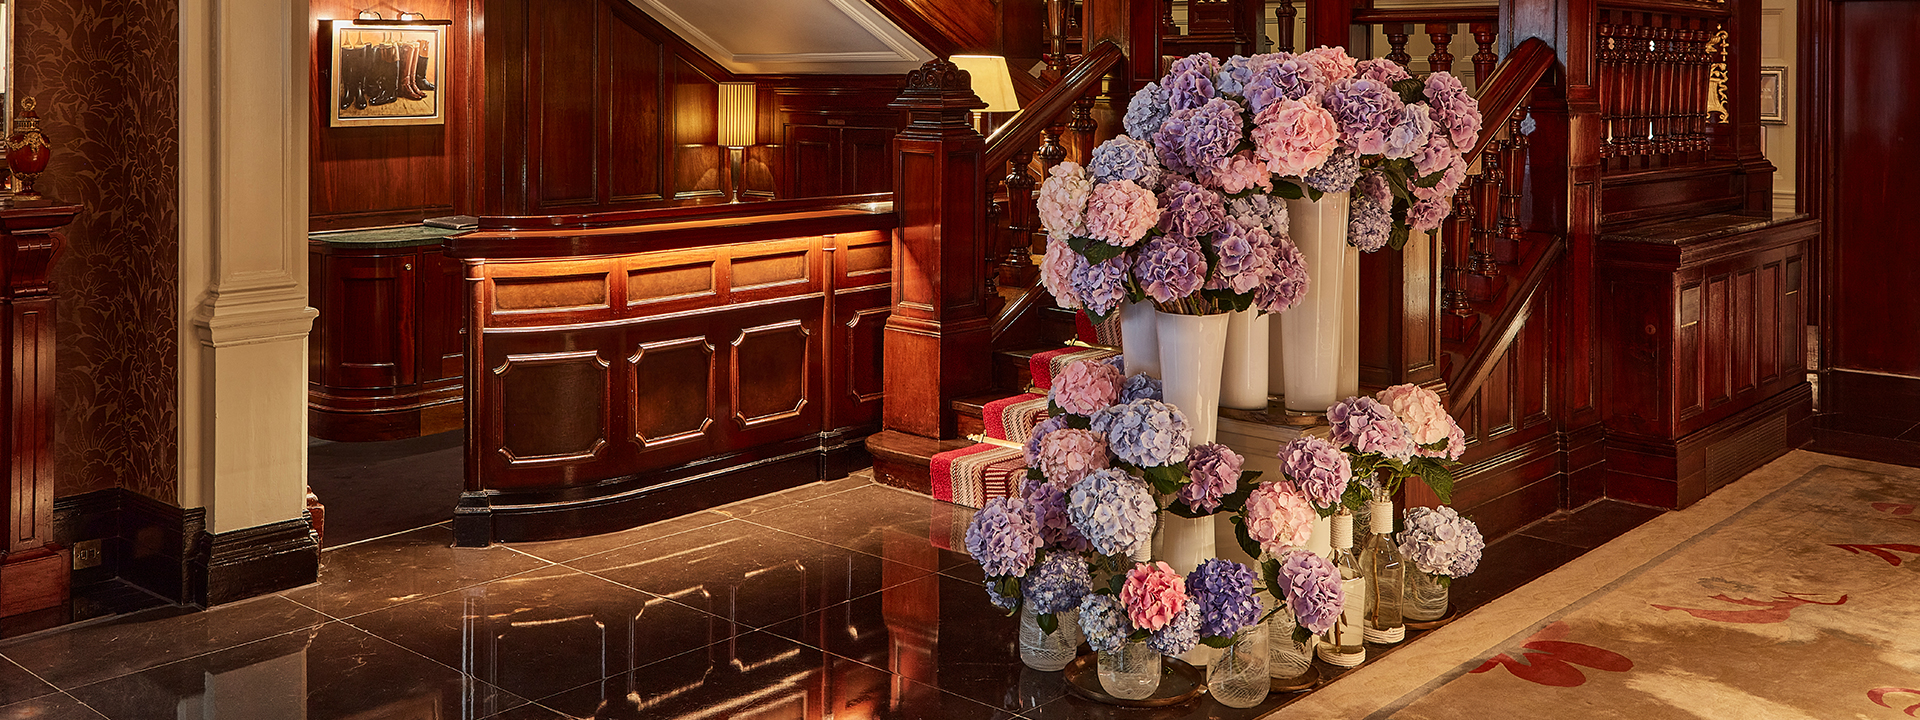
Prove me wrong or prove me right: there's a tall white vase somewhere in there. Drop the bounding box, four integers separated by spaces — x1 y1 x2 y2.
1120 300 1161 378
1279 193 1352 414
1153 512 1220 668
1154 311 1229 443
1220 310 1270 411
1339 243 1360 401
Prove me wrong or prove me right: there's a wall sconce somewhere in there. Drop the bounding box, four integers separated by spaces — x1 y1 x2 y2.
718 82 756 203
948 55 1020 135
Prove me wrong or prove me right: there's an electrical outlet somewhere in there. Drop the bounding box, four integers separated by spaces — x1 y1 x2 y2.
72 539 103 570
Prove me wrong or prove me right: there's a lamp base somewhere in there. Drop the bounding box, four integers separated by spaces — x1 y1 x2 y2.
727 146 745 204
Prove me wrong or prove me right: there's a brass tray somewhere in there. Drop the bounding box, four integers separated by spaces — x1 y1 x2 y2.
1270 664 1322 693
1404 605 1459 631
1062 652 1205 707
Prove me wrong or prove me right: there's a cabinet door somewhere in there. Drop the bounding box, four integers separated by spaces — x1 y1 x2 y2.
842 127 894 195
786 125 842 198
321 251 416 389
416 248 467 384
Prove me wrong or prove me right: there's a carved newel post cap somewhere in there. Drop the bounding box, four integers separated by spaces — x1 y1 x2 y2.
891 59 988 130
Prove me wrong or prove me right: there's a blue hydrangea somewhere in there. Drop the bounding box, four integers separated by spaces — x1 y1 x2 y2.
986 579 1019 610
1090 135 1164 190
964 496 1041 578
1023 415 1070 467
1091 399 1193 468
1124 82 1172 139
1119 373 1162 403
1077 593 1133 652
1022 552 1092 614
1067 468 1158 558
1189 559 1262 639
1348 194 1392 253
1304 149 1362 194
1147 603 1201 656
1214 55 1255 96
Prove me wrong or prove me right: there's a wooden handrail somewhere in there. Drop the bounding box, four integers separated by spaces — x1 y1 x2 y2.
1463 37 1555 162
1350 7 1497 24
984 40 1125 170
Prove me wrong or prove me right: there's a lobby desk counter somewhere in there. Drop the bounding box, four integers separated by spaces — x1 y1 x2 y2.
444 196 897 545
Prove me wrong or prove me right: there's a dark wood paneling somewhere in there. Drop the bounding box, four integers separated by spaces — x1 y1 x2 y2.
308 242 465 442
1 202 81 618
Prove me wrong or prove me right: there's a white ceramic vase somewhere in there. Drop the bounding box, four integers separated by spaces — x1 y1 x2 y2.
1220 310 1270 411
1340 242 1360 400
1120 300 1161 378
1278 193 1352 414
1154 310 1229 443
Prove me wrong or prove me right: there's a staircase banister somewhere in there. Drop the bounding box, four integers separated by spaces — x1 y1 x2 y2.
983 40 1125 170
1350 7 1498 24
1463 37 1556 163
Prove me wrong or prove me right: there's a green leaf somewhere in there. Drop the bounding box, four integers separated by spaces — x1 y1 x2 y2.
1258 606 1284 624
1236 517 1265 562
1415 169 1447 189
1273 181 1306 200
1038 611 1059 636
1108 570 1127 596
1388 222 1411 252
1063 414 1092 430
1438 574 1454 588
1200 635 1236 649
1391 78 1427 104
1027 467 1044 483
1413 461 1455 504
1261 557 1284 600
1307 187 1324 202
1292 625 1315 645
1129 628 1152 642
1143 462 1190 496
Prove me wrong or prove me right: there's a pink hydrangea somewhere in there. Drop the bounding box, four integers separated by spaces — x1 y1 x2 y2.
1243 481 1317 555
1357 58 1413 85
1037 161 1092 239
1120 561 1188 632
1376 384 1452 446
1035 427 1108 488
1251 98 1340 178
1410 196 1451 232
1040 238 1081 309
1051 360 1124 416
1084 179 1159 248
1420 415 1467 461
1298 46 1359 83
1207 151 1273 195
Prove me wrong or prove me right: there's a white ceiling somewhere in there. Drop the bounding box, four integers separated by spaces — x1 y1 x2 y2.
628 0 934 74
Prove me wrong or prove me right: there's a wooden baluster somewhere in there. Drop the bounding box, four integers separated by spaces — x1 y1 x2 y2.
1679 24 1700 156
1498 108 1526 265
1468 148 1499 289
1599 19 1618 161
1688 22 1709 153
1039 120 1068 172
1442 179 1479 343
1048 0 1069 75
1069 93 1099 165
1067 0 1082 38
1426 24 1456 74
1633 20 1655 158
1470 23 1499 87
1385 24 1413 67
1004 150 1039 282
1162 0 1180 35
986 196 1004 298
1653 20 1676 161
1275 0 1296 53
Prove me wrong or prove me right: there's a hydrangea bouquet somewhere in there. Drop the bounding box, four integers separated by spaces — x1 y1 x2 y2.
1325 383 1466 506
1398 505 1485 585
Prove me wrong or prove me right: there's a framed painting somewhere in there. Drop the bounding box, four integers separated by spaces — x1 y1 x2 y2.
1759 66 1786 125
328 21 447 127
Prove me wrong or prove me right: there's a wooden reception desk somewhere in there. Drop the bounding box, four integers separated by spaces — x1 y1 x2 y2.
444 195 896 545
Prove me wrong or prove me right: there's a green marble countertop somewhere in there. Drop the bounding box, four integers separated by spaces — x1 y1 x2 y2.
1600 211 1812 246
309 225 464 249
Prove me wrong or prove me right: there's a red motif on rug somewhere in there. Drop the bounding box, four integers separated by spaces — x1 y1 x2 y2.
1469 621 1633 687
1651 592 1848 624
1872 502 1915 516
1831 543 1920 567
1870 687 1920 717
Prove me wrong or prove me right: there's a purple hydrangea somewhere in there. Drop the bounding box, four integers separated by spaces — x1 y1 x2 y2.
1026 480 1094 552
1241 53 1325 113
1077 592 1133 652
1153 98 1243 177
1091 398 1194 468
1280 548 1344 634
1328 396 1418 461
1164 53 1222 111
1227 193 1291 237
1398 505 1485 578
1067 468 1158 557
1280 435 1352 510
1070 254 1130 317
965 496 1041 577
1385 104 1435 160
1119 373 1163 403
1410 195 1451 233
1124 82 1172 139
1348 194 1392 253
1023 416 1070 466
1322 78 1405 156
1090 135 1165 189
1215 54 1256 96
1356 58 1413 85
986 579 1019 610
1304 149 1362 194
1355 170 1392 207
1022 551 1093 613
1255 236 1310 314
1425 72 1483 151
1206 221 1275 295
1189 559 1262 639
1157 179 1228 240
1147 603 1202 656
1132 234 1208 304
1179 443 1243 513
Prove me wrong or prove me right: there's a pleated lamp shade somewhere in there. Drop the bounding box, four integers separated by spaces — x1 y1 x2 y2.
717 82 756 149
948 55 1020 112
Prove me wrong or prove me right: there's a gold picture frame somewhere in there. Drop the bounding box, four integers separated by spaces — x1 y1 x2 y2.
1759 65 1787 125
327 21 446 127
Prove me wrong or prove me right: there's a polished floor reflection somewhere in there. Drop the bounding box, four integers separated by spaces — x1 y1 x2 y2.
0 468 1659 720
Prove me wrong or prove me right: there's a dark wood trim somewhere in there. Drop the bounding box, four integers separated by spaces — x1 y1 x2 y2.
1604 381 1811 509
1 199 81 619
52 488 317 608
199 519 320 607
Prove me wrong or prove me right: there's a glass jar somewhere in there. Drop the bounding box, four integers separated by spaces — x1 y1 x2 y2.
1265 600 1314 681
1406 570 1450 622
1096 639 1162 700
1019 605 1082 671
1206 623 1270 708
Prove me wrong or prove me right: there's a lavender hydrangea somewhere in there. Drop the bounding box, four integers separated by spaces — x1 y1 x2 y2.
1227 193 1291 237
1022 552 1093 613
1280 548 1344 634
986 579 1019 610
1205 221 1275 295
1026 480 1094 552
1164 53 1222 111
1356 58 1413 85
1157 179 1228 240
1398 505 1485 578
1348 194 1392 253
1119 373 1163 403
1179 443 1243 514
1070 254 1130 317
1189 559 1262 639
1410 195 1451 233
1355 170 1392 207
1153 98 1243 178
1424 72 1483 151
1090 135 1165 189
1328 396 1417 461
1241 53 1324 113
964 496 1041 577
1304 149 1362 194
1067 468 1158 557
1280 435 1352 510
1124 82 1172 139
1385 104 1435 160
1091 399 1193 468
1077 593 1133 652
1147 604 1202 656
1132 233 1208 304
1255 235 1310 314
1214 54 1256 96
1322 78 1405 156
1023 415 1070 466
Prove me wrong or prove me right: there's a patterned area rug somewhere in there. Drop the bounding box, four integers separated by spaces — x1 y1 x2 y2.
1281 451 1920 719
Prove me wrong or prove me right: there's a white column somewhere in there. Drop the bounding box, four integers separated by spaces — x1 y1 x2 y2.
177 0 316 534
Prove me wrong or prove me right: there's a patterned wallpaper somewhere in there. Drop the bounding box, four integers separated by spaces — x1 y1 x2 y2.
15 0 181 502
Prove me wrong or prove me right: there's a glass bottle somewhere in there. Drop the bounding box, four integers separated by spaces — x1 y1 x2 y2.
1316 511 1367 667
1361 500 1405 645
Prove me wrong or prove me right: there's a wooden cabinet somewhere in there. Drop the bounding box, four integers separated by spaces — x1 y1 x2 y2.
0 199 81 618
308 234 466 442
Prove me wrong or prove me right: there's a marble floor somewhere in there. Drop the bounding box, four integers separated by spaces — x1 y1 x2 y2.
0 469 1661 720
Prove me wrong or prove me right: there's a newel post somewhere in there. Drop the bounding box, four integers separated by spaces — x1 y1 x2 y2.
883 60 994 440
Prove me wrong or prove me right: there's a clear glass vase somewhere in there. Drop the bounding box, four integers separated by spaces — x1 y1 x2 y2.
1019 605 1082 671
1265 602 1314 681
1207 623 1270 708
1406 570 1449 622
1096 639 1162 700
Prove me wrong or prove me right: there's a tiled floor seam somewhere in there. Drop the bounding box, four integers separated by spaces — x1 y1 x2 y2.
45 621 335 697
283 561 561 624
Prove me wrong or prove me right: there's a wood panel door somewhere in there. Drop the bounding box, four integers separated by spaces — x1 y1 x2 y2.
318 251 417 390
